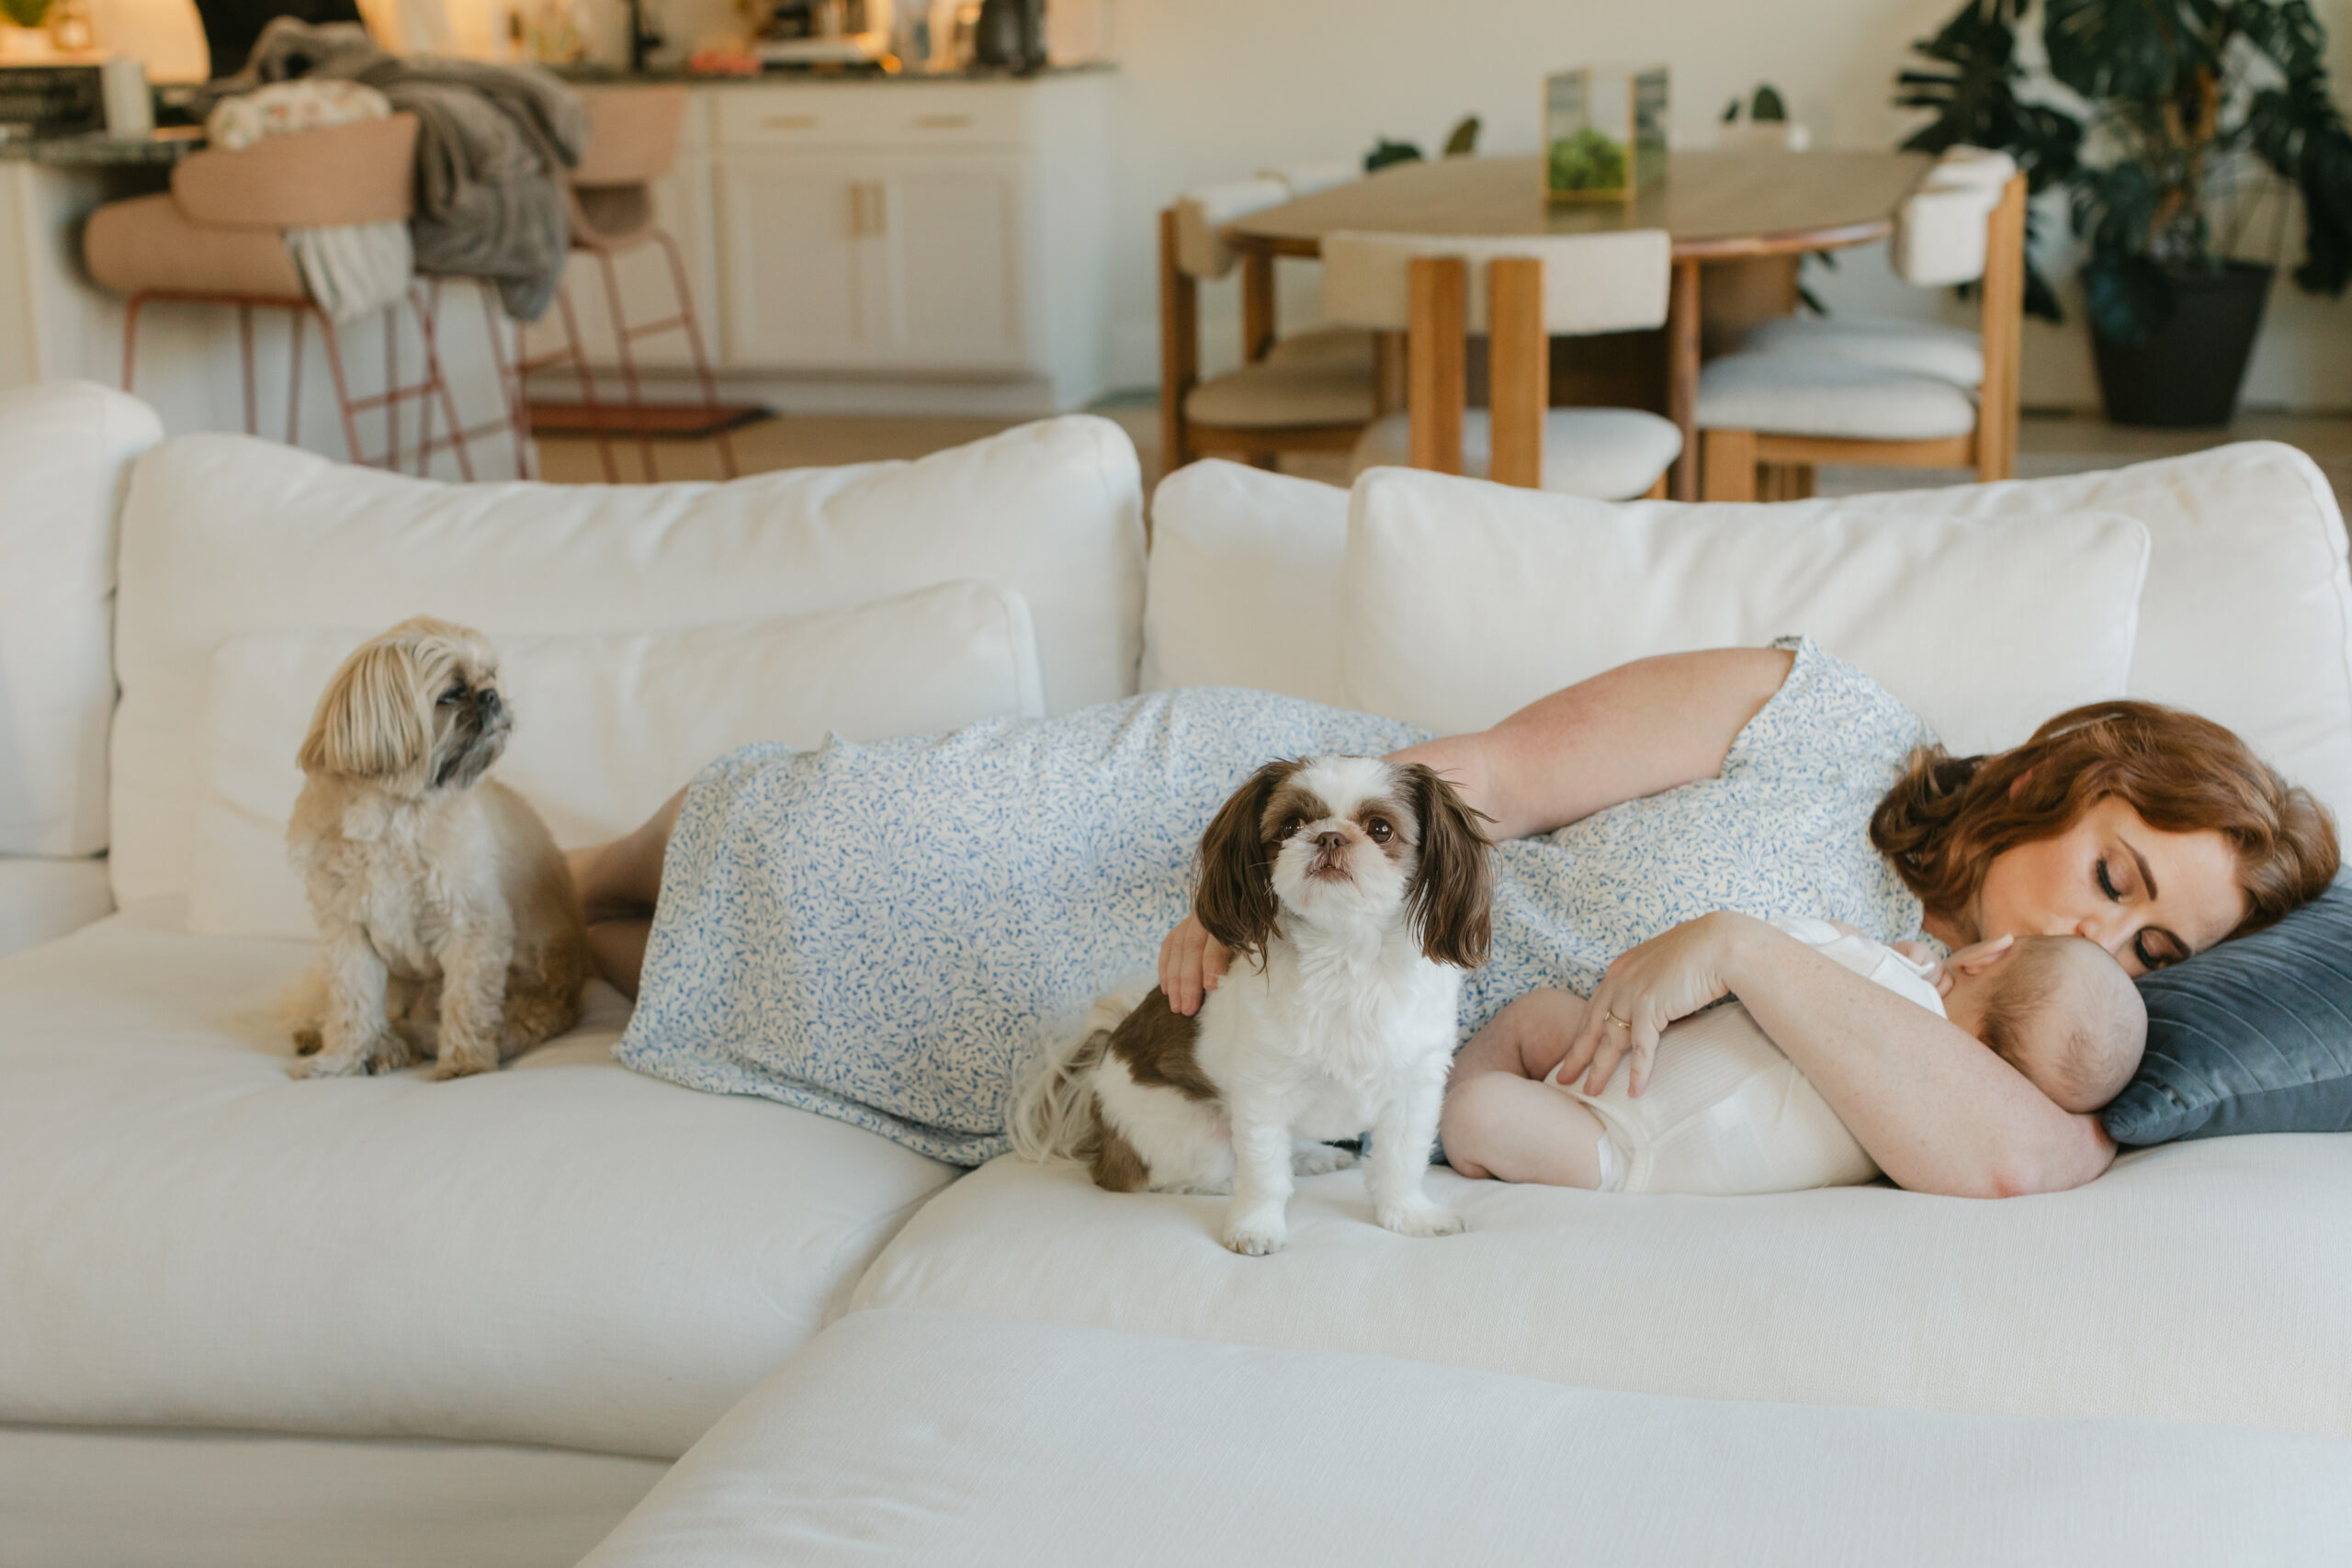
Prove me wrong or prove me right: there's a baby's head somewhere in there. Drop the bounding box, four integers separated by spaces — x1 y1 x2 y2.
1940 935 2147 1113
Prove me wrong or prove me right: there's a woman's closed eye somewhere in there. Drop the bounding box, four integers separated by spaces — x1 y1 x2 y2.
2098 855 2184 969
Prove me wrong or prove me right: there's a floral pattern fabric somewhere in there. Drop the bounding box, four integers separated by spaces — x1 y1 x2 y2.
617 638 1936 1165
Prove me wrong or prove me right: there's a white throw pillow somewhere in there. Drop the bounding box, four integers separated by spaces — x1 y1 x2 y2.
186 582 1044 941
1142 459 1350 705
1343 467 2151 758
0 382 164 855
111 415 1143 908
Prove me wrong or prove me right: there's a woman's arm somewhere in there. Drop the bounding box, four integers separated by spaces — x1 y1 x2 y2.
1392 646 1795 841
1158 647 1797 1010
1566 913 2117 1198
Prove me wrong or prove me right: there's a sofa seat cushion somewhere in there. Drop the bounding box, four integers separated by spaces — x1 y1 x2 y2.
1349 407 1682 501
581 1309 2352 1567
0 905 956 1459
851 1145 2352 1438
1698 352 1981 441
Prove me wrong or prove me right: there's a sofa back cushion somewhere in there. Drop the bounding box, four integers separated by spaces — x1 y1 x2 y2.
1343 468 2152 758
0 382 164 857
111 418 1144 908
1143 445 2352 825
1142 460 1349 706
187 583 1045 940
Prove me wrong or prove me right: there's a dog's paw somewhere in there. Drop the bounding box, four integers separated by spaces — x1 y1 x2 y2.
1292 1143 1358 1177
291 1050 367 1079
1219 1206 1289 1257
1376 1201 1465 1240
424 1054 495 1082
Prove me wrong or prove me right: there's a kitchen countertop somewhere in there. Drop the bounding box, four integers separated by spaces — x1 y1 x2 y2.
0 127 201 164
553 61 1111 86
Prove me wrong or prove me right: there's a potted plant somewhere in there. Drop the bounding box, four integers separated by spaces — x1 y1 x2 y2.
1897 0 2352 425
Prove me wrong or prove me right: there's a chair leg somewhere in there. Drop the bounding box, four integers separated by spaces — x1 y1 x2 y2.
237 303 257 436
411 283 476 482
286 310 303 446
1702 429 1759 502
654 227 736 480
1642 474 1668 501
474 280 536 481
384 305 401 470
121 293 145 392
596 248 657 483
554 281 617 484
314 309 368 468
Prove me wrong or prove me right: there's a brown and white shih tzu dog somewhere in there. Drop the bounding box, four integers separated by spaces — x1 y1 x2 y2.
1018 756 1494 1255
285 615 586 1080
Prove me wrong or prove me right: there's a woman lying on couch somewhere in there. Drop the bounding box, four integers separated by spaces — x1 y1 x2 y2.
582 640 2335 1196
1150 643 2335 1199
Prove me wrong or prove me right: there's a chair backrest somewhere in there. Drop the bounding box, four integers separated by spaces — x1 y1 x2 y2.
571 85 688 189
1257 159 1359 197
1318 229 1672 336
1892 146 2018 286
171 113 418 230
1170 176 1291 279
1319 228 1670 489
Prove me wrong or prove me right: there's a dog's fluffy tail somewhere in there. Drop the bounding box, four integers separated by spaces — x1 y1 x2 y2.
1009 976 1152 1166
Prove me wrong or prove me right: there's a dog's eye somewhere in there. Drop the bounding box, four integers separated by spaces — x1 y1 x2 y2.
437 683 466 706
1366 818 1394 844
1277 818 1305 840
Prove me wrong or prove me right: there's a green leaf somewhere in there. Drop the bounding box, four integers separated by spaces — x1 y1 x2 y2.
1751 85 1788 121
0 0 53 26
2045 0 2205 104
2084 253 2176 342
1442 116 1481 157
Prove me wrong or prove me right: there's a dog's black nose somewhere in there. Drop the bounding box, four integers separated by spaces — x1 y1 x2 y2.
475 688 504 717
1315 830 1347 852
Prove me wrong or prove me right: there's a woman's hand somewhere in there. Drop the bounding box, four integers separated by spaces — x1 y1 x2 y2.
1158 912 1229 1016
1562 911 1758 1099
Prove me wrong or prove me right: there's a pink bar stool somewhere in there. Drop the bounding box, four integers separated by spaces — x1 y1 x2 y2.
519 85 737 482
84 114 477 477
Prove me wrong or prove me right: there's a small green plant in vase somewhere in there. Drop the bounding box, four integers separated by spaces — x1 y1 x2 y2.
1897 0 2352 424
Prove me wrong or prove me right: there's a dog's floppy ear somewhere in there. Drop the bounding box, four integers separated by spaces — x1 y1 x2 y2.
1193 758 1295 964
300 637 428 780
1400 762 1495 968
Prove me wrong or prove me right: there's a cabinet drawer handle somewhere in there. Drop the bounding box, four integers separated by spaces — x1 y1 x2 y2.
762 114 820 130
912 114 974 130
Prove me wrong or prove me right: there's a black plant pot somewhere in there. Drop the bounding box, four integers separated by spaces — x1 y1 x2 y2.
2090 262 2274 428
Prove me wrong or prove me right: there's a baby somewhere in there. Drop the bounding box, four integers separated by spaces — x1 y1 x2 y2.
1441 918 2146 1196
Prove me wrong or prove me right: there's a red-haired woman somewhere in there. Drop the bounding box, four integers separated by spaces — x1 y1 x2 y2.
1156 640 2337 1199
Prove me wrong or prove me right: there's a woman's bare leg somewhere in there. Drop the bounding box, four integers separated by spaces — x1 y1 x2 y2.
571 785 688 998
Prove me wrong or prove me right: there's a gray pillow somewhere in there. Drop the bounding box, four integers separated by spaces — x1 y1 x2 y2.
2103 877 2352 1146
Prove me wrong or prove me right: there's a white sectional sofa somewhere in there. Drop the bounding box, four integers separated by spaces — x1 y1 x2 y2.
4 379 2349 1566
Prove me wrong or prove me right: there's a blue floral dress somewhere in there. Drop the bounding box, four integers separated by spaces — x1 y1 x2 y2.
617 637 1938 1164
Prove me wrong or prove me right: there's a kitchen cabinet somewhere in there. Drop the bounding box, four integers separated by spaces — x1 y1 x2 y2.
540 73 1109 414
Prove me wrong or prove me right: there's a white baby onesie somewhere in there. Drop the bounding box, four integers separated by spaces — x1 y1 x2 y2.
1544 916 1944 1195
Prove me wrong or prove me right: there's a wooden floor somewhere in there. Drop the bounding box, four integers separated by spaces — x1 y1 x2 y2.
535 404 2352 517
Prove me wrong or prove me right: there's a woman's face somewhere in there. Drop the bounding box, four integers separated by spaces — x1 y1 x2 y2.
1967 796 2246 976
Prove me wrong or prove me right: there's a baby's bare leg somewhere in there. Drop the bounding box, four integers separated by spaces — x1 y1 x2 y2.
1440 1076 1611 1188
1443 987 1608 1186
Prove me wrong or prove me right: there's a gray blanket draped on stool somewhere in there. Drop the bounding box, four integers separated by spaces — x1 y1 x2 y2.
198 20 591 321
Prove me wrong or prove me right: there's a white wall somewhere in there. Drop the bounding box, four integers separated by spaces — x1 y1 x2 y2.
1102 0 2352 412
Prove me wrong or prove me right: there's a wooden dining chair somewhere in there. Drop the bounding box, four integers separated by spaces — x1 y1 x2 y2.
1696 151 2026 502
1159 177 1380 473
1318 230 1680 500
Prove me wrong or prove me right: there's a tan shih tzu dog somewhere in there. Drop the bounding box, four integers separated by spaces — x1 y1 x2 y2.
286 615 587 1079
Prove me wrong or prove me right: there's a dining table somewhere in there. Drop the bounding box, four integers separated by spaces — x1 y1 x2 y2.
1220 149 1934 500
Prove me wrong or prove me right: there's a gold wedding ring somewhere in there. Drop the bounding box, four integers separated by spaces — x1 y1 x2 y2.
1605 1010 1631 1030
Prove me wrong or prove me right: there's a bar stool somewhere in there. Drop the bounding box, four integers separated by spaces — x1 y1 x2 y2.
521 85 736 483
1319 229 1680 500
84 114 476 477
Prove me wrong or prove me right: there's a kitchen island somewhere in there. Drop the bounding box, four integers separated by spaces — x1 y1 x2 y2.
1 128 521 477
